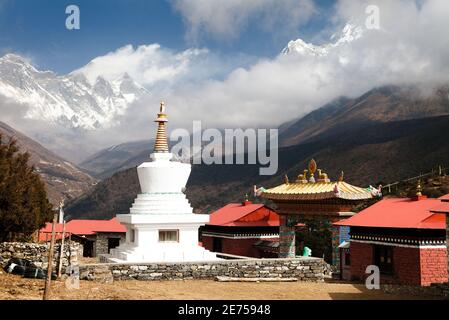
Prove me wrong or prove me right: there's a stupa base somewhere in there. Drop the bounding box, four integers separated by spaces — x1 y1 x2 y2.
104 245 219 263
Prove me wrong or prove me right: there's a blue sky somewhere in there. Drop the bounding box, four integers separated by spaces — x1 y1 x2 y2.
0 0 335 74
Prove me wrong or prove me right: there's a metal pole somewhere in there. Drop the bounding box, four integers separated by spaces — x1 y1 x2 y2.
58 221 66 278
43 212 58 300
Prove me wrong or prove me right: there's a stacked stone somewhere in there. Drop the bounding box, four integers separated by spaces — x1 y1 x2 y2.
79 257 326 282
0 242 80 271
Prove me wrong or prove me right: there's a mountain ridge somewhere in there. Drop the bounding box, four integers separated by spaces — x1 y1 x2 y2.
0 53 148 130
65 82 449 219
0 120 96 206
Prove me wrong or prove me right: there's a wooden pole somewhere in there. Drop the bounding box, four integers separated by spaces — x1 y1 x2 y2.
43 212 58 300
58 221 66 278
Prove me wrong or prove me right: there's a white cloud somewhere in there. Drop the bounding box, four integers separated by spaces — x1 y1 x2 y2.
170 0 316 42
157 0 449 129
6 0 449 162
71 0 449 137
73 44 208 87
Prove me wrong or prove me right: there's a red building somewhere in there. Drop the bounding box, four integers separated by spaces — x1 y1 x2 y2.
335 195 448 286
38 218 126 257
201 200 280 258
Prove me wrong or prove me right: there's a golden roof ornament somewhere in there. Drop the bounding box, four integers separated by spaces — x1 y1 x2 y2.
284 174 290 184
153 101 169 153
308 159 317 183
309 159 317 174
339 171 344 182
416 179 423 197
317 169 330 183
296 169 308 184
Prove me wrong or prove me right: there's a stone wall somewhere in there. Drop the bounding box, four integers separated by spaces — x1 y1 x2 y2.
94 233 125 257
79 257 325 282
0 242 81 270
381 283 449 299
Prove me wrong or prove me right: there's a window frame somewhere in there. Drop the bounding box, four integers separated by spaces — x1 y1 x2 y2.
158 229 180 243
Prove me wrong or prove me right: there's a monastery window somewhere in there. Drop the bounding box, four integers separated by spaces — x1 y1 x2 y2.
130 229 135 243
159 230 179 243
374 245 393 275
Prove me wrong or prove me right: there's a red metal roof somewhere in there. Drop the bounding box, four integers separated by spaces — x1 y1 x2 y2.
65 218 126 234
430 201 449 214
439 194 449 202
334 198 445 229
208 202 279 227
38 218 126 242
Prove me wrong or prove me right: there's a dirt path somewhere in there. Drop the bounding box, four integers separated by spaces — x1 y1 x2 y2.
0 272 433 300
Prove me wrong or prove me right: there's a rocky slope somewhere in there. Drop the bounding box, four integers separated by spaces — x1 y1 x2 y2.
65 110 449 219
78 140 153 179
0 121 96 206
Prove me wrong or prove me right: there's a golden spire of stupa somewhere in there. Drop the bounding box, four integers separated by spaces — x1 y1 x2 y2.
153 101 169 153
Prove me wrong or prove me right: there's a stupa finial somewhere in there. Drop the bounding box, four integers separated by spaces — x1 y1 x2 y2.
153 101 169 153
160 101 166 113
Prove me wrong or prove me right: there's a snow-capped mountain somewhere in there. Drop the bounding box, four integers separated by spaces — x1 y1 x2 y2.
282 23 363 56
0 53 149 130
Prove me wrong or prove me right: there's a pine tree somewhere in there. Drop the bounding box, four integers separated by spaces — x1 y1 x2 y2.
0 134 53 242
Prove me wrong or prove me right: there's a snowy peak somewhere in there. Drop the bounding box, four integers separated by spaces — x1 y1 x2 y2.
282 23 363 56
0 53 149 130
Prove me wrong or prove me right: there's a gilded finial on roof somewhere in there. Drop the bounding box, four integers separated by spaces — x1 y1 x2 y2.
284 174 289 184
416 179 422 197
308 159 317 183
309 159 317 175
339 171 344 182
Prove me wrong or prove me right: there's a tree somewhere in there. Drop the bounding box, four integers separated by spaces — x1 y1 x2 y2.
0 134 53 242
296 218 333 262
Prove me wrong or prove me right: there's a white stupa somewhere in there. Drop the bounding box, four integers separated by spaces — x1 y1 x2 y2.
107 102 218 262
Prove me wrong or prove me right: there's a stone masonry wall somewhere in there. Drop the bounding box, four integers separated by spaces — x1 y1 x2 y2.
94 233 125 257
79 257 325 282
0 242 81 271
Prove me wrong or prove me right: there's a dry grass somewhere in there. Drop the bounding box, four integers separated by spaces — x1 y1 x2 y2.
0 272 435 300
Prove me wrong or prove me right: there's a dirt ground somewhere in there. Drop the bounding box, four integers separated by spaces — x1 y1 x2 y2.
0 272 435 300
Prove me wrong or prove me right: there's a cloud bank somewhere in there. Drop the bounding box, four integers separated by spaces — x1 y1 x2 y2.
170 0 316 43
161 0 449 129
75 0 449 131
4 0 449 162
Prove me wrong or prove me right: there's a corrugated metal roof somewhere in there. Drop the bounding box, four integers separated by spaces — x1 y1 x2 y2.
262 181 373 201
208 202 279 227
38 218 126 241
334 197 445 229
